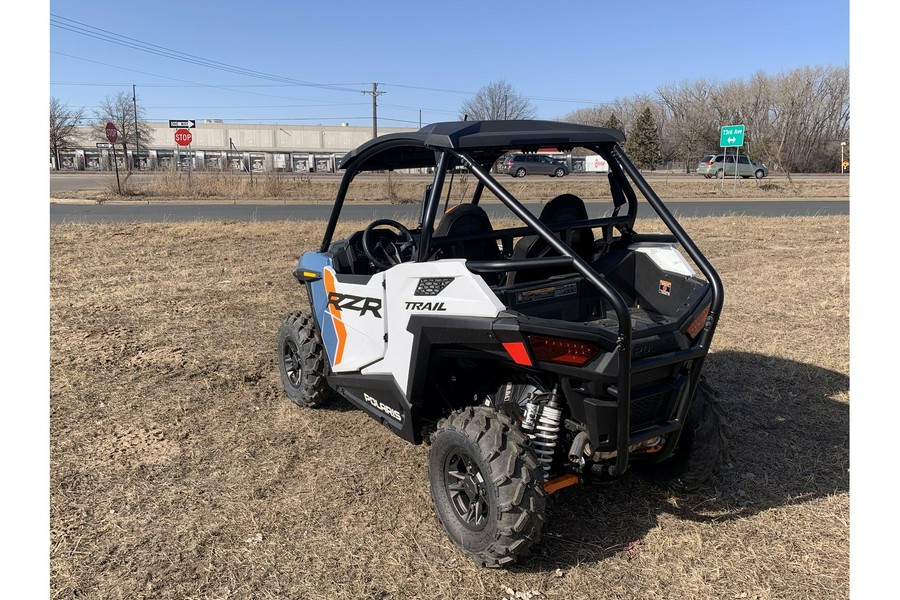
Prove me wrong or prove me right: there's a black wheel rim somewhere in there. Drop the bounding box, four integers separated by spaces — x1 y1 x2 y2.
282 338 303 388
444 449 489 531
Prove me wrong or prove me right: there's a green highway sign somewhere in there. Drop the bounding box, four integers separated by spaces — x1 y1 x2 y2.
720 124 745 147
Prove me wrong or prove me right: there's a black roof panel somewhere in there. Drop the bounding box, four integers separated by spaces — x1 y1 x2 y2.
340 120 625 170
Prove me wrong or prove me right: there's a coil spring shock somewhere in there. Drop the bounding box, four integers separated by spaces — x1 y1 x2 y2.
523 387 562 474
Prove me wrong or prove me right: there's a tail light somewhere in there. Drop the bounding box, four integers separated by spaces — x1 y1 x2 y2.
526 334 599 366
686 302 711 338
706 161 714 166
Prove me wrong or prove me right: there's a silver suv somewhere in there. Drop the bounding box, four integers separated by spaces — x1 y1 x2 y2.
502 154 569 177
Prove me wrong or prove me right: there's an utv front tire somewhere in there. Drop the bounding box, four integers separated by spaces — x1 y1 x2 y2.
637 379 728 492
277 311 332 407
429 406 545 567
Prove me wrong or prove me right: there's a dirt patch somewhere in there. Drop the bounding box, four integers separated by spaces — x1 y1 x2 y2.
50 216 848 599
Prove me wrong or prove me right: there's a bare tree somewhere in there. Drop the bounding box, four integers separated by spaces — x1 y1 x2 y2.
50 97 85 170
459 80 536 121
562 105 609 127
565 64 848 172
656 79 720 171
93 91 154 172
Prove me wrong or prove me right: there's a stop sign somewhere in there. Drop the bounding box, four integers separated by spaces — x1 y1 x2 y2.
174 129 193 147
105 122 118 143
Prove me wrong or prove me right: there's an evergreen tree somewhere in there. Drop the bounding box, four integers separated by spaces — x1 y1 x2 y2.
630 107 660 170
602 113 623 132
602 113 626 150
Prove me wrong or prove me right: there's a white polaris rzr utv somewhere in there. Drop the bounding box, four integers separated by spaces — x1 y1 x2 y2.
277 120 727 567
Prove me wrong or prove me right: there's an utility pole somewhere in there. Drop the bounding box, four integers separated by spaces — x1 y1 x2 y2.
362 82 385 138
132 84 140 171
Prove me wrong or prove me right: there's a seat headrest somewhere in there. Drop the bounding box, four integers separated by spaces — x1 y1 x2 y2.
434 203 494 238
540 194 588 223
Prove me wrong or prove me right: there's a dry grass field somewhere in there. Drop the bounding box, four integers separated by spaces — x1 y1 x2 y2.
50 214 849 599
51 170 850 204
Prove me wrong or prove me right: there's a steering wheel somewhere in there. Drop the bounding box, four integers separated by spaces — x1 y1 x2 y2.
361 219 417 270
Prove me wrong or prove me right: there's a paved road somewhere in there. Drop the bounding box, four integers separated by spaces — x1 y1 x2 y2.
50 199 849 224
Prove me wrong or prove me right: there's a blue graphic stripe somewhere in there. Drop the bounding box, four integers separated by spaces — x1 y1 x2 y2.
298 252 337 365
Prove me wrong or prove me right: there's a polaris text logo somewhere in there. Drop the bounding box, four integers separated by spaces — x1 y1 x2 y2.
404 301 446 311
363 392 402 422
328 292 382 318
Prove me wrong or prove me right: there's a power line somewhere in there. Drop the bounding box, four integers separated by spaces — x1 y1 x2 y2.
51 16 613 112
144 103 369 110
158 116 410 123
50 14 617 119
380 82 476 95
52 81 370 88
379 81 616 107
50 52 366 105
381 103 458 115
50 14 366 93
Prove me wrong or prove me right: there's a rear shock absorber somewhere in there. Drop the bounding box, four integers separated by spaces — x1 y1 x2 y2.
525 386 562 474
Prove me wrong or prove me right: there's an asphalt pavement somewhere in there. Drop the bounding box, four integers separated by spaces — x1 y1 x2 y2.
49 199 848 224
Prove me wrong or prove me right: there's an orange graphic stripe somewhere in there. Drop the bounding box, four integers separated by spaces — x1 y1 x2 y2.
323 268 347 365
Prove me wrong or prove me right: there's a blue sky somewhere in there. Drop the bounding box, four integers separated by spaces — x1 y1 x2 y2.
49 0 849 127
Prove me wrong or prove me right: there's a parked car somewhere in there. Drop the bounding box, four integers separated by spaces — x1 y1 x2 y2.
697 154 768 179
501 153 569 177
698 154 716 170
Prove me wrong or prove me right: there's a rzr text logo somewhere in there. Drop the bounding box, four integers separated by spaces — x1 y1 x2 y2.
363 392 402 422
328 293 382 318
404 301 446 312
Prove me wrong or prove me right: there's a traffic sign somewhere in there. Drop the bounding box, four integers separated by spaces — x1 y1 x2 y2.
169 120 196 128
105 122 118 144
96 142 111 148
174 128 193 147
720 124 745 147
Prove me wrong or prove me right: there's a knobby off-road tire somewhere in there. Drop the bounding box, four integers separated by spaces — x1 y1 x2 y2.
638 378 730 492
428 406 546 568
277 311 332 407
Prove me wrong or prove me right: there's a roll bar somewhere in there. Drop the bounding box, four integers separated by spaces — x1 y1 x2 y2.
447 145 723 478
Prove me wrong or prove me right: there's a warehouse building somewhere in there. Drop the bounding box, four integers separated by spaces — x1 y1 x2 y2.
53 121 417 173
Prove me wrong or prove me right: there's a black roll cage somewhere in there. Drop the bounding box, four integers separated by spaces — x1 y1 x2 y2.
319 134 724 478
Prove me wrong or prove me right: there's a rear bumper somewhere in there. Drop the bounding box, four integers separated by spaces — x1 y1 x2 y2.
490 304 711 459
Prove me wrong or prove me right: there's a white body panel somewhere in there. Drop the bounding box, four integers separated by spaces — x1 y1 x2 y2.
628 243 696 277
323 269 387 373
362 259 505 395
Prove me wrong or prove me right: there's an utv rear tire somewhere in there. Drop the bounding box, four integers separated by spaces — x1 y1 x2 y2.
637 379 728 492
429 406 545 567
277 311 332 407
